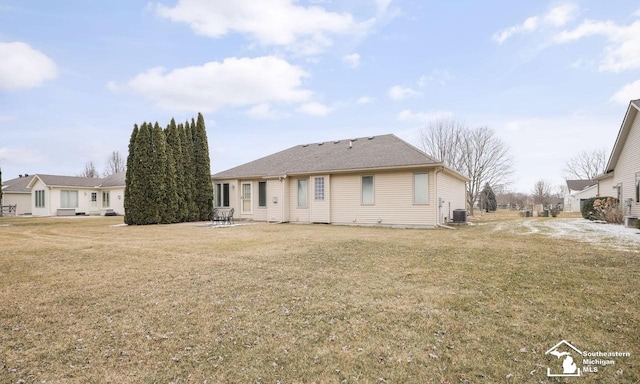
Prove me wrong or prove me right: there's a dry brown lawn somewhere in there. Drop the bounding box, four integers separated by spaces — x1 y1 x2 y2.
1 213 638 383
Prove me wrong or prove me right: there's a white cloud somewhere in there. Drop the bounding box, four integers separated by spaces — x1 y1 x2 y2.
0 146 45 165
0 42 57 91
493 3 578 44
356 96 374 104
388 85 420 100
397 109 453 123
297 102 331 116
154 0 373 55
553 20 640 72
418 69 454 87
342 53 361 68
246 103 282 120
375 0 393 13
610 79 640 105
111 56 312 113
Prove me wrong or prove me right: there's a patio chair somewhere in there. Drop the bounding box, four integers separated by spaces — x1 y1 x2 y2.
225 208 235 225
213 208 225 224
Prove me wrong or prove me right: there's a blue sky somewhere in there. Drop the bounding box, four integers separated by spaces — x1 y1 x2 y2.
1 0 639 193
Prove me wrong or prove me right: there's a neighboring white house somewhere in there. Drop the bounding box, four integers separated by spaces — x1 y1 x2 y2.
211 134 469 227
1 172 126 216
595 99 640 226
1 174 35 215
564 179 597 212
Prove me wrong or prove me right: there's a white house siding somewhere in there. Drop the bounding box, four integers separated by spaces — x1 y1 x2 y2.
566 185 598 212
102 188 125 215
598 175 615 197
330 170 436 226
436 171 467 222
30 179 50 216
2 193 31 215
614 112 640 217
310 175 330 223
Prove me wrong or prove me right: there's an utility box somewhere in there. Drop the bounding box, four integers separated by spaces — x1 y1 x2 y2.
452 209 467 224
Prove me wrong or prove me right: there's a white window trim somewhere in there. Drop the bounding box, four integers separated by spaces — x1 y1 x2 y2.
297 179 308 208
413 172 429 205
361 175 374 205
314 177 325 201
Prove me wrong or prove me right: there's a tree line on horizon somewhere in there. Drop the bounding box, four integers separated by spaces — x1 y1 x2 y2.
124 113 213 225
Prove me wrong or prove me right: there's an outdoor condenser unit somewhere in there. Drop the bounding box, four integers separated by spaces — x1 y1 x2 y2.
452 209 467 224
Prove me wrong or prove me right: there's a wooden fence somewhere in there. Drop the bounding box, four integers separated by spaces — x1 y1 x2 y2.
1 204 17 216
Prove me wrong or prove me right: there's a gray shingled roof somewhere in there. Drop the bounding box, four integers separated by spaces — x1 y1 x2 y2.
566 179 596 192
2 175 35 193
34 174 108 188
100 172 126 188
213 134 443 179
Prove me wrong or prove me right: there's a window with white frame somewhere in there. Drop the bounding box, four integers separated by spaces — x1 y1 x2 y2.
362 176 374 205
215 183 230 207
102 191 110 208
35 190 45 208
297 179 308 208
258 182 267 207
314 177 325 201
414 173 429 204
60 190 79 208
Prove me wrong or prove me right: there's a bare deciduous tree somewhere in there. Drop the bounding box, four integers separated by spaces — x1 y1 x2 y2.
563 149 607 180
531 179 552 205
419 120 514 215
79 161 99 178
104 150 126 176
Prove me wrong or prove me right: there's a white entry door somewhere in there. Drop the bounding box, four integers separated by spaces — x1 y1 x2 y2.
241 183 252 214
90 191 98 212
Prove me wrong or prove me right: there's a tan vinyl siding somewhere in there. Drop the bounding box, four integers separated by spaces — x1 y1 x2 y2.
436 171 467 222
266 179 284 222
289 177 310 223
614 111 640 217
598 175 615 197
330 170 436 226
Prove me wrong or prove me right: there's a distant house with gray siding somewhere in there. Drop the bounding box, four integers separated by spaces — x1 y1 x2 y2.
211 134 468 227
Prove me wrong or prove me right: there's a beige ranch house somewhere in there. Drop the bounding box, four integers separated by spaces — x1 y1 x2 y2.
211 134 469 227
595 99 640 226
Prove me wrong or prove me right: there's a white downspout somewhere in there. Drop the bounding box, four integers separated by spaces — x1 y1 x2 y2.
434 167 441 227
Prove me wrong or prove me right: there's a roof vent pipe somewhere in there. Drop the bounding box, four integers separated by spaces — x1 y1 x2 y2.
349 140 352 149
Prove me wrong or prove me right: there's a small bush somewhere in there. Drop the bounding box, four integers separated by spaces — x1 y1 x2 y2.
581 197 600 220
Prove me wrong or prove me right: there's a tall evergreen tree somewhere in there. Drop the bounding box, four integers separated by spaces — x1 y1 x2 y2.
166 119 189 222
132 122 157 224
193 113 214 221
150 122 169 223
124 124 139 225
182 120 198 221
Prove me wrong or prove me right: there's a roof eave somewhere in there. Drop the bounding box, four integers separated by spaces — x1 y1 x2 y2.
605 100 639 172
